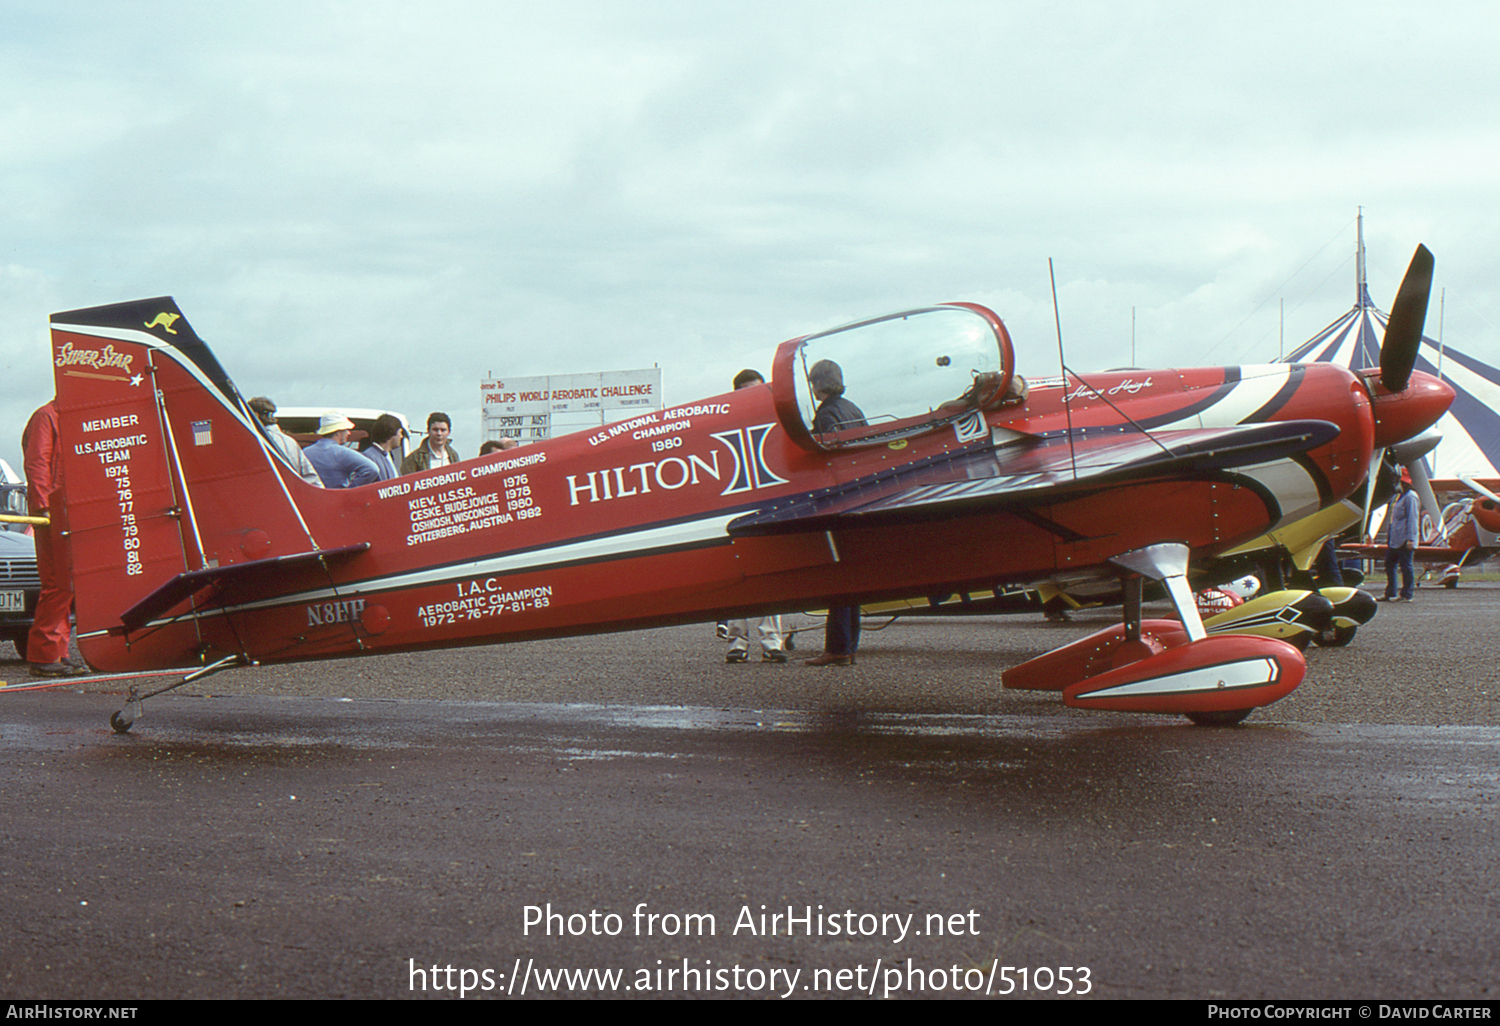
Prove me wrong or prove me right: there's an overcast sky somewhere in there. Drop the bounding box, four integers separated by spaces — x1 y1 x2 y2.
4 0 1499 472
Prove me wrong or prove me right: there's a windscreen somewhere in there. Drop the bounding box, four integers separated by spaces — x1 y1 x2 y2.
788 305 1006 447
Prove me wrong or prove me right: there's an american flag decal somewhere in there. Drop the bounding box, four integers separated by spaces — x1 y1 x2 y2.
192 420 212 446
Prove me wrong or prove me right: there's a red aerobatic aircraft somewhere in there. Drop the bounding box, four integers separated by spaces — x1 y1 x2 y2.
42 247 1452 731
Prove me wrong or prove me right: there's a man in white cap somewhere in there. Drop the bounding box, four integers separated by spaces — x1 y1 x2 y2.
304 412 380 489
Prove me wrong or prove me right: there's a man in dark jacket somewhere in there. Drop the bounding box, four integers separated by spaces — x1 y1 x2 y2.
360 414 407 482
809 360 866 435
400 412 461 475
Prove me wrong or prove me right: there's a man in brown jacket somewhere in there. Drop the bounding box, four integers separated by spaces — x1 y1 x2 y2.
400 412 462 475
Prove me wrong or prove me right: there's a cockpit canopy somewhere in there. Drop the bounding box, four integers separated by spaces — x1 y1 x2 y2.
772 303 1016 451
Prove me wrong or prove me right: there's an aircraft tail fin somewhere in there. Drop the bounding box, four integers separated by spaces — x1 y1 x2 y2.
50 298 322 671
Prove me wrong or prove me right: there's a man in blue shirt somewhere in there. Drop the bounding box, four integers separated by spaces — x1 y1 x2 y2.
1381 472 1421 601
360 414 406 482
304 412 380 489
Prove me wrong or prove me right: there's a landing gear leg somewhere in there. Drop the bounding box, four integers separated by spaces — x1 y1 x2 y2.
1109 543 1254 727
1109 542 1207 641
107 654 248 733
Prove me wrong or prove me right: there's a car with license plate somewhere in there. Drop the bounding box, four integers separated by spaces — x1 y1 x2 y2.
1 481 39 659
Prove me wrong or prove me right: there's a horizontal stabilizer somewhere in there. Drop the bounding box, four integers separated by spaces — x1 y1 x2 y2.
731 419 1339 537
120 544 370 632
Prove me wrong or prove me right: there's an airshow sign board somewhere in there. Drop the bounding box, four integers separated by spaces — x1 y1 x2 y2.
481 368 663 441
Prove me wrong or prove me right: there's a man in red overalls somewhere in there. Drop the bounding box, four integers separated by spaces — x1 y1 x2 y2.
23 400 88 677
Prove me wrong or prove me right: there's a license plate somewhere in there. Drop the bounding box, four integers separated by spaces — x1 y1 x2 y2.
0 591 23 612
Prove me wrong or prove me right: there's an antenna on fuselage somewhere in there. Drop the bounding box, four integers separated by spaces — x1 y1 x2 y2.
1049 261 1174 467
1049 259 1079 480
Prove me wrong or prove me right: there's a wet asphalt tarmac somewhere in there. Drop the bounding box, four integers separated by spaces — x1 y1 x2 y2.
1 585 1497 1001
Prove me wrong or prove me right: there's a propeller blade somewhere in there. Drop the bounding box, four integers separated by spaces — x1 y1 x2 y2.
1380 244 1434 393
1459 476 1500 506
1359 450 1383 540
1404 459 1444 545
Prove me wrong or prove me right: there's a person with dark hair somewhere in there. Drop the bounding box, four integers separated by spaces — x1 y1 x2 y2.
479 438 519 456
360 414 407 482
247 396 322 486
804 360 866 667
718 370 787 663
401 412 461 475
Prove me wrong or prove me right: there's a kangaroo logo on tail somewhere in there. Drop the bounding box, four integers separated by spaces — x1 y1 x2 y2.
144 312 180 334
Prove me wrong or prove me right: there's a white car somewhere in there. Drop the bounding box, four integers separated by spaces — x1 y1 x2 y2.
0 471 38 659
272 407 412 462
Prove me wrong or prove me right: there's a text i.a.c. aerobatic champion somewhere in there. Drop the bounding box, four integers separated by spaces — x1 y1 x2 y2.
38 246 1452 731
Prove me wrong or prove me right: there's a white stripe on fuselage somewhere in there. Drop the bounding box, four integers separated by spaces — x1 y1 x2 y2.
1161 365 1318 529
1163 365 1293 430
345 512 741 600
84 512 742 636
1228 459 1323 528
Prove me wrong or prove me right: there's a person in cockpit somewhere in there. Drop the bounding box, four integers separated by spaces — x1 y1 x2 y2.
809 360 865 435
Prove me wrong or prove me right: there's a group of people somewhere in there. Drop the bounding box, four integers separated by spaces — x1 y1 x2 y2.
14 397 519 678
249 398 518 490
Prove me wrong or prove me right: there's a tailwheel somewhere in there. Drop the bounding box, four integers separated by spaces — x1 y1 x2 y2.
110 688 144 734
1186 708 1253 727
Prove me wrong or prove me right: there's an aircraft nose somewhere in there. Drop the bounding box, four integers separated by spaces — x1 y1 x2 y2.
1370 370 1455 448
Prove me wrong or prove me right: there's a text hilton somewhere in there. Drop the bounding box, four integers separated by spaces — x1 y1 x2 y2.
566 453 721 505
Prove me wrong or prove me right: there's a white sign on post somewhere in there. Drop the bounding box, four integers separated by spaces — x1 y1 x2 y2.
481 368 662 443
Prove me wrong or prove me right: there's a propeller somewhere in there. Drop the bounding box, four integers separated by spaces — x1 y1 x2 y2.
1379 244 1434 393
1358 244 1439 541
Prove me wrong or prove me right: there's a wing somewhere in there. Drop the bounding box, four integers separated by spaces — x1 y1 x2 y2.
730 419 1339 536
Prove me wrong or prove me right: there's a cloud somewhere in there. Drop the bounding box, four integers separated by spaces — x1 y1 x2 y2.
4 1 1500 467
